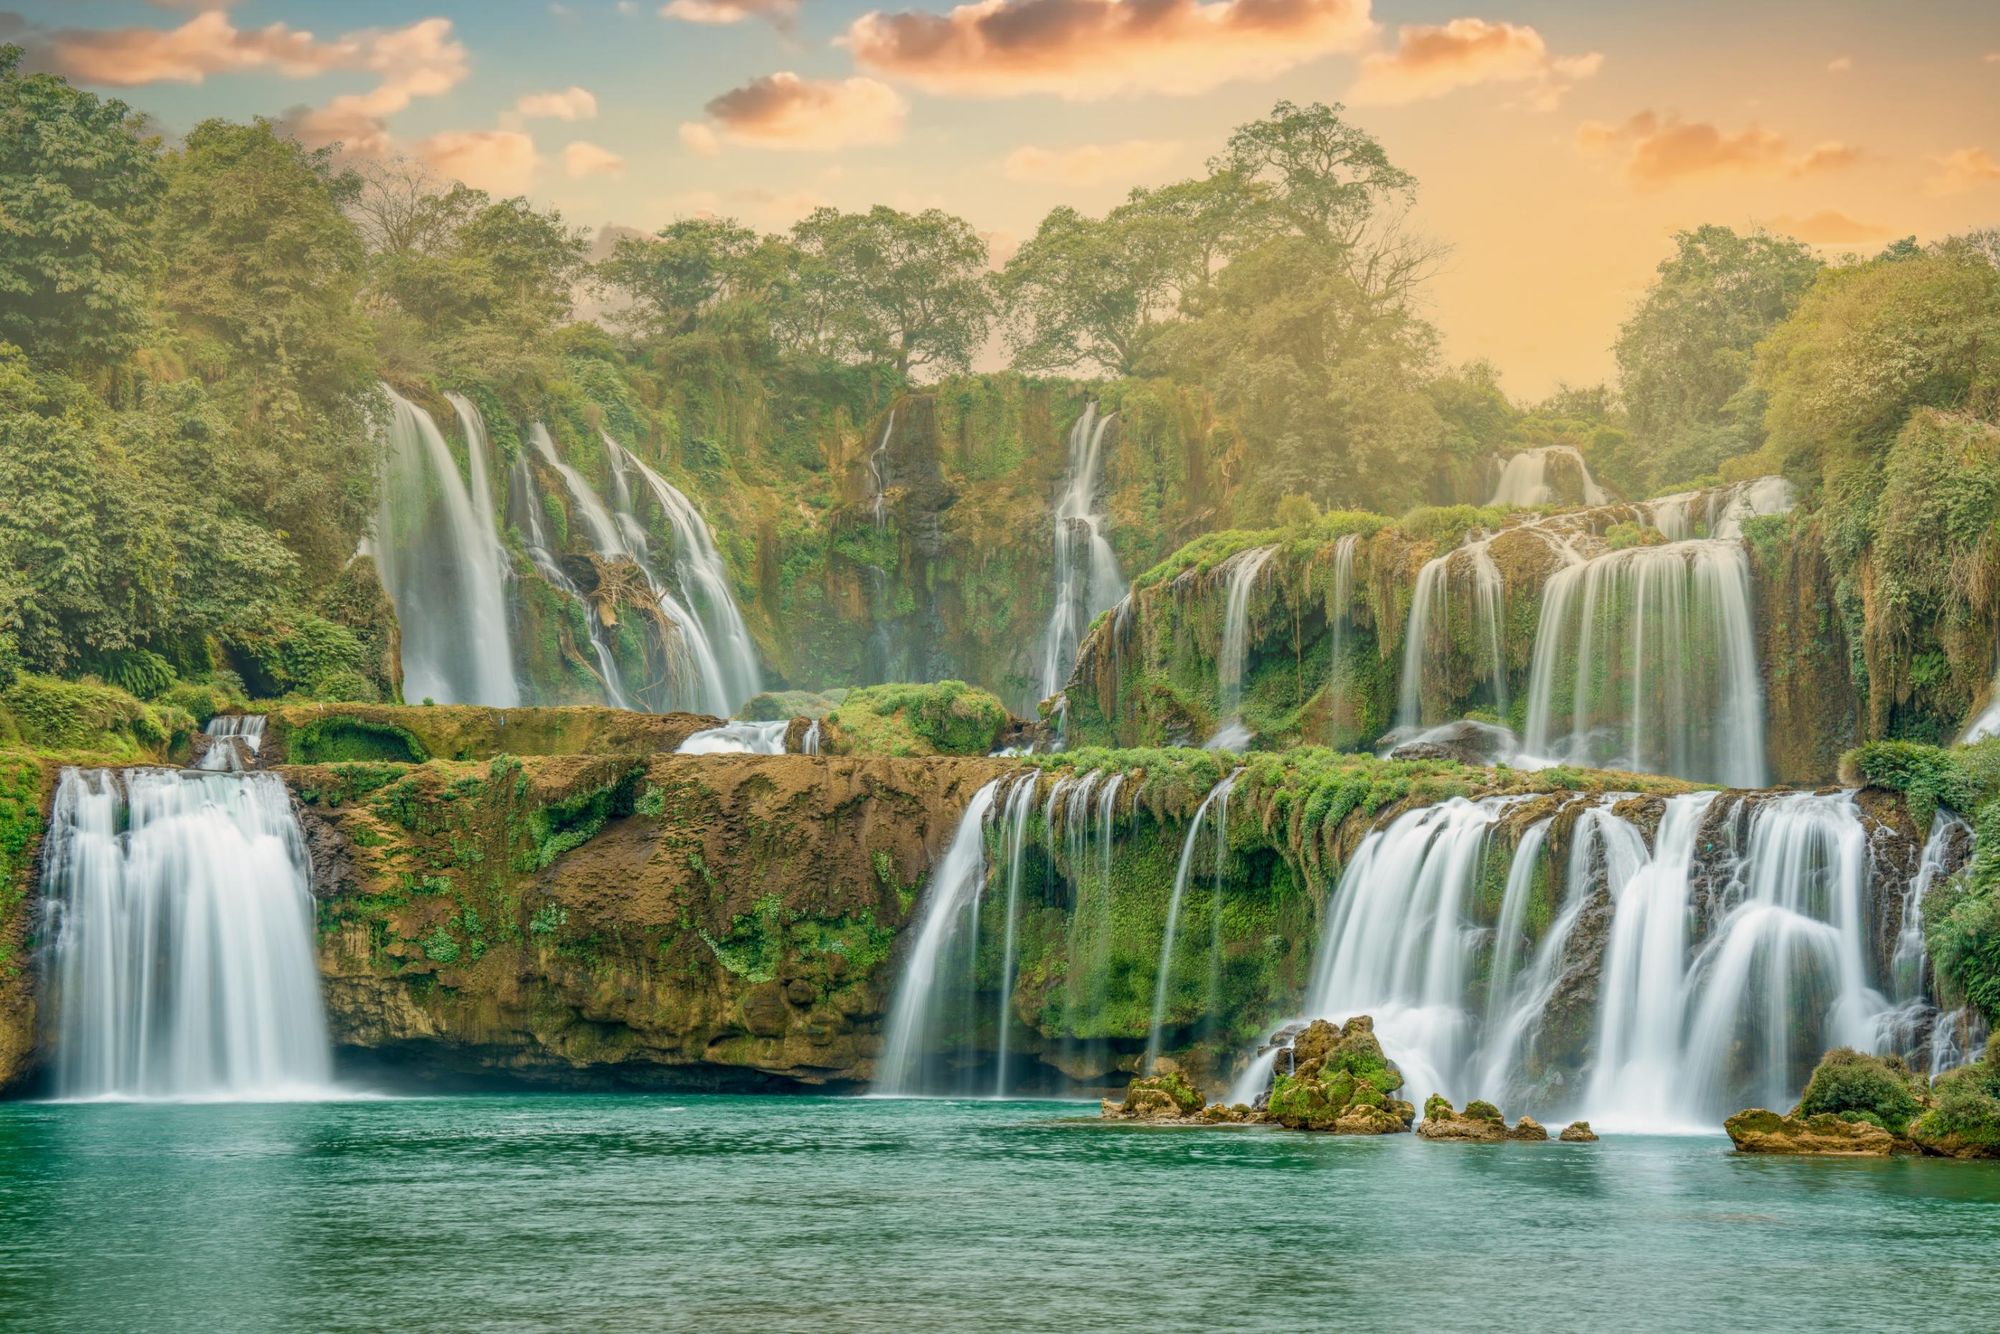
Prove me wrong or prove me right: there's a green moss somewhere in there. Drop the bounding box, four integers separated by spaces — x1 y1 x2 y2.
0 675 184 761
292 717 428 765
829 680 1009 756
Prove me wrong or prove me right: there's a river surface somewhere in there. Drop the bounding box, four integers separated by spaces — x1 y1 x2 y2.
2 1094 1997 1332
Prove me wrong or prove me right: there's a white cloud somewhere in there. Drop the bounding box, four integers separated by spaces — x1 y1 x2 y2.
518 86 599 121
691 72 907 151
563 140 626 178
1001 139 1180 186
418 129 541 194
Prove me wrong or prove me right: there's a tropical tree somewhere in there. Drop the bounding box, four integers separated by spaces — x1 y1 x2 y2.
0 44 163 367
595 217 766 340
1613 225 1820 488
787 206 995 377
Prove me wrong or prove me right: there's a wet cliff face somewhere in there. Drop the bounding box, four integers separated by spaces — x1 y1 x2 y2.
295 753 1004 1089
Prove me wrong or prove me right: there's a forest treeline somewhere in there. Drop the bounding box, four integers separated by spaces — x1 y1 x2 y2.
0 43 1996 707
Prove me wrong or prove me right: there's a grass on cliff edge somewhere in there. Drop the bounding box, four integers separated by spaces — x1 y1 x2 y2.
826 681 1009 756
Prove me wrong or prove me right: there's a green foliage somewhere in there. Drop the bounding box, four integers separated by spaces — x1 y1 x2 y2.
1793 1048 1926 1135
292 717 427 765
0 674 182 760
1613 225 1820 494
0 47 163 364
831 681 1009 756
0 753 47 972
422 925 461 965
1911 1036 2000 1155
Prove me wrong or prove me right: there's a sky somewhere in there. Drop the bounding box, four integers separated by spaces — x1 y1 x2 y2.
4 0 1997 397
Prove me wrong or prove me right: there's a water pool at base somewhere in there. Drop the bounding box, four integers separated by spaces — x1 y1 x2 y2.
2 1094 1997 1332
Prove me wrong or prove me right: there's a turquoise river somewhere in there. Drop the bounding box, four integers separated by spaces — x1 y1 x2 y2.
2 1094 1998 1332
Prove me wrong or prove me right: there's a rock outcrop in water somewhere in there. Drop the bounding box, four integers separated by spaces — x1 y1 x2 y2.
1262 1017 1415 1134
1417 1096 1551 1142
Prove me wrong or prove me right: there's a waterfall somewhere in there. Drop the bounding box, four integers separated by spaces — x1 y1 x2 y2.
1580 792 1722 1123
868 410 897 529
195 714 265 773
991 778 1040 1094
605 436 763 713
802 719 824 756
1521 538 1765 786
526 423 750 717
1489 445 1607 508
1037 404 1126 701
1143 775 1238 1070
1302 797 1520 1103
1206 548 1276 750
1394 538 1507 734
1645 476 1797 541
506 448 635 710
678 721 789 754
375 386 519 706
1873 813 1980 1075
874 780 1005 1095
1252 785 1923 1129
1324 535 1359 733
43 768 333 1101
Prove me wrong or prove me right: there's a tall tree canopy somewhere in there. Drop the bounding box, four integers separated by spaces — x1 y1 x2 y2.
0 44 162 367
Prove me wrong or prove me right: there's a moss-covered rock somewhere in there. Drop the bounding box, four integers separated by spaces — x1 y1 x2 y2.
1723 1108 1898 1156
823 681 1010 757
1100 1069 1208 1121
298 751 1006 1088
1417 1095 1548 1142
264 703 717 765
0 753 49 1092
1263 1016 1414 1134
1909 1035 2000 1159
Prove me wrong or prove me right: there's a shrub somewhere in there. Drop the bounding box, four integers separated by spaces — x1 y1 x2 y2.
1793 1048 1926 1135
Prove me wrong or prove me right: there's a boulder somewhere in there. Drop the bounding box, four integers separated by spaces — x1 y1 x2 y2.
1723 1108 1897 1156
1558 1121 1598 1143
1508 1115 1550 1142
1100 1070 1206 1122
1418 1095 1553 1143
1383 720 1518 766
1264 1015 1413 1134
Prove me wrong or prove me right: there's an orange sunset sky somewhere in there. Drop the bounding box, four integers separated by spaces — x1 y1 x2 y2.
4 0 1996 396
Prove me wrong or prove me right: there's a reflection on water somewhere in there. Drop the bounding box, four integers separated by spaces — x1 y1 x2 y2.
2 1096 1998 1331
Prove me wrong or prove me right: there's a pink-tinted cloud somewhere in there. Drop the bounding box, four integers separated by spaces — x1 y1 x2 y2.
1768 210 1889 244
418 129 540 194
660 0 798 24
843 0 1376 99
1827 55 1853 73
518 86 599 121
1348 18 1601 110
686 72 907 151
1927 147 2000 195
1578 111 1860 188
1002 139 1181 186
41 10 349 85
563 140 626 178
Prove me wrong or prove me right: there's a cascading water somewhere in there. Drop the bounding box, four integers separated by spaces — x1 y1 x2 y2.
868 410 897 530
874 780 1004 1095
1261 785 1931 1130
43 768 334 1100
528 426 748 720
1521 538 1765 786
1206 548 1276 750
195 714 265 773
1645 476 1796 542
677 721 790 754
375 386 519 706
1143 775 1238 1070
505 435 635 710
1489 445 1607 508
605 436 763 713
1324 535 1359 730
990 778 1040 1094
1394 538 1507 734
1037 404 1126 702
